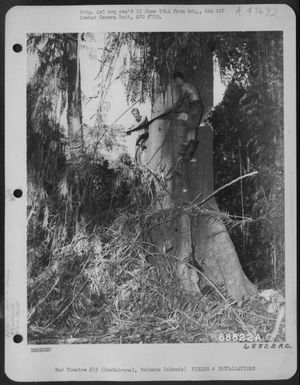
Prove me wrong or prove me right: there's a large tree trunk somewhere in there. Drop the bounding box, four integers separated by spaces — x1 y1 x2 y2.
66 33 84 161
145 36 256 302
66 34 86 232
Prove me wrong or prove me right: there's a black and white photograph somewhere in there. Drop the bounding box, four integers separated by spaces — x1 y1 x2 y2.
26 29 286 345
5 4 297 382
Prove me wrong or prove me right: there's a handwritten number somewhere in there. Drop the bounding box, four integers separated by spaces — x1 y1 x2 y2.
255 7 263 15
235 5 278 17
266 7 278 16
235 6 242 16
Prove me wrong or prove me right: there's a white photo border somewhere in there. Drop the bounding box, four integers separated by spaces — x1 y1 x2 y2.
5 4 297 382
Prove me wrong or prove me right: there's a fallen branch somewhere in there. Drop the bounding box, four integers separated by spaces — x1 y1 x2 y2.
192 171 258 206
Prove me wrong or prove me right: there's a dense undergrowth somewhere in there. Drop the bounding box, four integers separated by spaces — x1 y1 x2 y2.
28 222 285 344
27 159 285 344
28 232 285 344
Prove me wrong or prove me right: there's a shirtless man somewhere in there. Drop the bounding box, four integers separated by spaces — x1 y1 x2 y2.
129 108 149 149
171 72 204 139
130 108 148 129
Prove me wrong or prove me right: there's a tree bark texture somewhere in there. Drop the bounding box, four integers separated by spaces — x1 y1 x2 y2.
66 34 84 161
145 38 256 302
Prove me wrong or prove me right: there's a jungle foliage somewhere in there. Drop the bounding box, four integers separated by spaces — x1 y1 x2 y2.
211 32 284 288
27 32 284 343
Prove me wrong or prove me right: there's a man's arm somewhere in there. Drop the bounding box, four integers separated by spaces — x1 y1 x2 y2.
126 115 149 135
138 115 148 127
